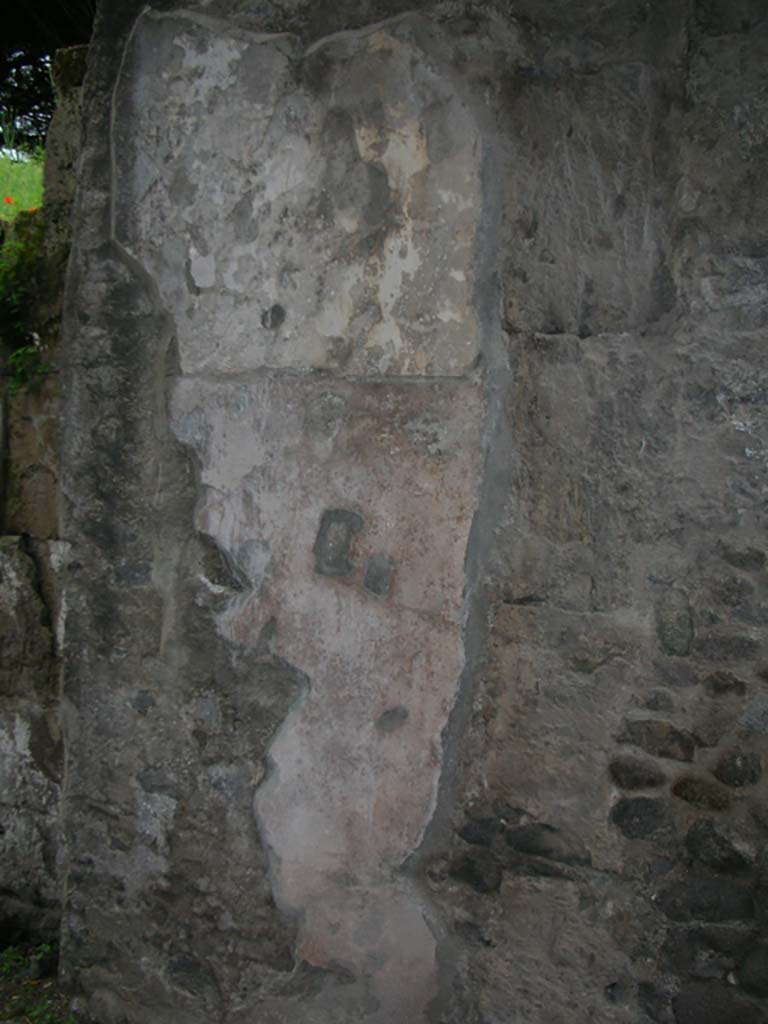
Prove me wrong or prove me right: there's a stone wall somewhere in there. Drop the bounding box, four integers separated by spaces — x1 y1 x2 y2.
0 536 61 943
0 45 87 946
58 1 768 1022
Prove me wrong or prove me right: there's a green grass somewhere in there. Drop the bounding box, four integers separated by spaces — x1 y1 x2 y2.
0 156 43 222
0 944 74 1023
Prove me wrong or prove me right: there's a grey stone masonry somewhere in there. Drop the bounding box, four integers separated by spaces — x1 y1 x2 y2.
54 1 768 1022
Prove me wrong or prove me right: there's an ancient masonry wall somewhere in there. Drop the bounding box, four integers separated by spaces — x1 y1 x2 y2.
0 45 87 947
53 2 768 1022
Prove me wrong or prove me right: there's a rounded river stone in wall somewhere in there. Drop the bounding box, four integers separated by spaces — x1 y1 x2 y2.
672 776 731 811
610 797 671 839
645 688 675 711
620 718 696 762
685 878 754 923
684 820 753 874
718 544 766 573
658 878 755 923
704 671 748 697
713 752 762 788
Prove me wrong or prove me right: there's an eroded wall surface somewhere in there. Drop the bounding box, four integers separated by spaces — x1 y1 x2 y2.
0 538 62 942
0 45 86 946
59 1 768 1022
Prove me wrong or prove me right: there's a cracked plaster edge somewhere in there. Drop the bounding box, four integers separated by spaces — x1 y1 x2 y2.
250 667 313 933
143 5 301 48
140 5 439 61
402 126 512 1017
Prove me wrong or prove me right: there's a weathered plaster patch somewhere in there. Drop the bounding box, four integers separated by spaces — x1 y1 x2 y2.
170 371 483 1017
116 11 490 1019
114 10 483 377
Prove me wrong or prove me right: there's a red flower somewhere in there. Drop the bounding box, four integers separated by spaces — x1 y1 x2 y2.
2 196 12 204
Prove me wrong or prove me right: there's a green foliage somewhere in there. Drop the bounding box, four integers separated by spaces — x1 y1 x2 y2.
0 944 74 1023
7 342 52 394
0 946 26 978
1 982 75 1022
0 166 53 395
0 943 54 979
0 237 27 336
0 154 44 222
0 109 20 156
0 52 55 155
0 209 50 396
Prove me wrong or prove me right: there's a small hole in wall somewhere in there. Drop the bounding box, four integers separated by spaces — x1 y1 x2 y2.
376 706 409 733
261 304 286 330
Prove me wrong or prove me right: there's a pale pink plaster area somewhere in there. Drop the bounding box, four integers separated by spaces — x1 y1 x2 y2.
172 376 483 1017
116 10 488 1019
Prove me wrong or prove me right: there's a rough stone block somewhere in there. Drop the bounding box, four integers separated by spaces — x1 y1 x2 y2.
718 543 766 573
673 983 762 1024
738 943 768 997
505 822 591 866
449 850 502 894
694 633 761 661
704 670 748 696
53 1 768 1021
655 588 694 656
457 817 500 848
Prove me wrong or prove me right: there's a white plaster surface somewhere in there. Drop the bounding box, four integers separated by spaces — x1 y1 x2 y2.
115 10 483 377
